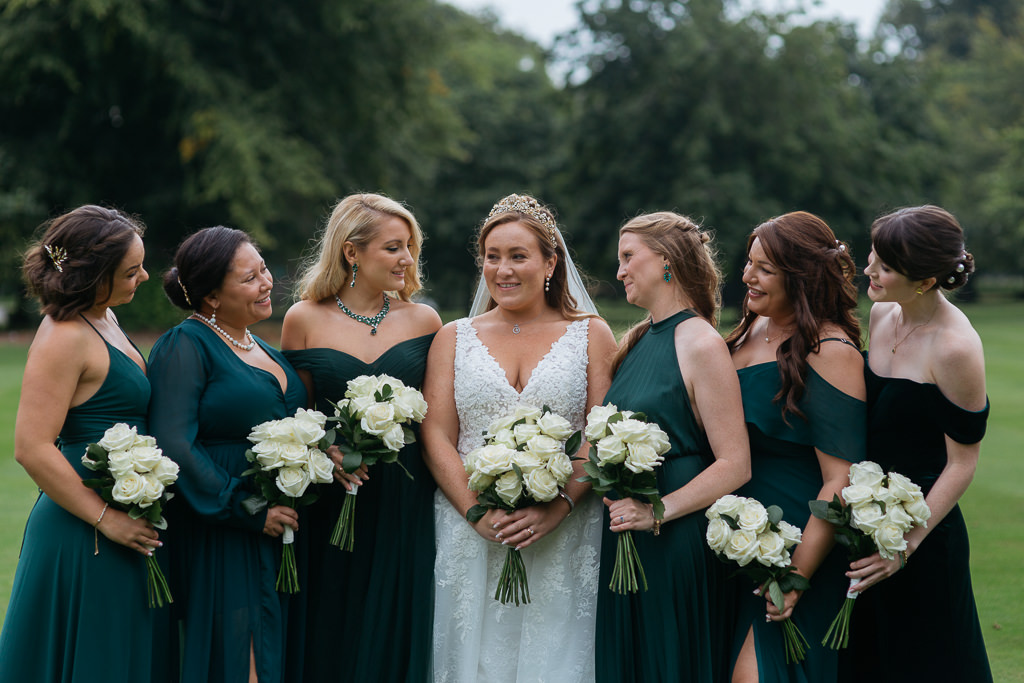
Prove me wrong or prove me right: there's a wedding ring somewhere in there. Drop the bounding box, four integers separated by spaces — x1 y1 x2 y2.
528 528 534 536
619 516 624 523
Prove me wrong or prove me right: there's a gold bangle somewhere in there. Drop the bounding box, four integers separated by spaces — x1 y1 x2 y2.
652 518 661 536
93 502 109 556
898 549 907 569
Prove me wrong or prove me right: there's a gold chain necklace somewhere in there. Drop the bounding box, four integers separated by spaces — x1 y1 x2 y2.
764 319 793 344
891 306 937 354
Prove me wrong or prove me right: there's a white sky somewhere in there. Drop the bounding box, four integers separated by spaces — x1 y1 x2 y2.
445 0 888 46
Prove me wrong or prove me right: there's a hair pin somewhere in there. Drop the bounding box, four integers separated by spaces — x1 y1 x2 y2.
45 244 68 272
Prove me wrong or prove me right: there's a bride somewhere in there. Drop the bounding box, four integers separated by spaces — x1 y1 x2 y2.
422 194 617 682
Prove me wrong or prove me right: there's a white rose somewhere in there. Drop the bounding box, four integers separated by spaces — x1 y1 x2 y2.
132 434 157 449
536 412 574 441
645 426 671 456
111 471 147 506
707 494 746 522
107 450 135 478
308 450 335 484
873 520 908 559
129 445 164 473
850 502 885 533
777 520 803 548
487 413 520 435
525 435 562 463
347 395 377 419
512 405 543 423
361 402 397 435
706 517 733 553
494 471 523 506
490 428 518 450
584 403 620 442
248 420 275 444
468 470 496 492
277 443 310 468
98 423 138 452
345 374 380 399
276 466 311 498
723 528 760 566
874 482 901 507
252 440 286 470
474 444 515 477
291 408 327 445
841 484 874 507
595 434 627 466
608 418 651 444
903 494 931 527
546 452 574 484
265 419 300 444
332 398 351 418
624 442 663 473
884 504 915 532
756 530 788 567
152 457 180 486
139 473 165 508
392 386 427 422
848 461 885 489
512 423 542 445
523 468 559 502
885 471 920 503
382 423 406 452
375 374 402 395
512 449 545 473
737 499 769 534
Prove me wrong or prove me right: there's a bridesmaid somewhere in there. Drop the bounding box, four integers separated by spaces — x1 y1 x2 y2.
842 206 992 681
280 193 441 682
597 212 750 683
725 212 865 683
148 227 305 683
0 206 161 681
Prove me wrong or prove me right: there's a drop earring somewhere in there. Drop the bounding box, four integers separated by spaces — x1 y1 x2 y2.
544 274 551 292
663 264 672 282
350 263 358 288
210 308 217 325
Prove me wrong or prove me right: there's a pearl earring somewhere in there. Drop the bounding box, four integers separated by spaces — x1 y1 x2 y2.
544 274 551 292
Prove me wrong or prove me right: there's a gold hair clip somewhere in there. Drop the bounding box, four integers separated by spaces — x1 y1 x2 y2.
177 276 192 306
45 244 68 272
488 194 558 246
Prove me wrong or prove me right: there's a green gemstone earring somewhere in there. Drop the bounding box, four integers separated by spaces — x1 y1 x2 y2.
663 264 672 282
349 262 358 287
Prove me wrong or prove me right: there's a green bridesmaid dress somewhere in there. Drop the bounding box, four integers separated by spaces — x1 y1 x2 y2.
730 352 865 683
148 319 305 683
0 319 155 683
596 310 728 683
283 333 436 683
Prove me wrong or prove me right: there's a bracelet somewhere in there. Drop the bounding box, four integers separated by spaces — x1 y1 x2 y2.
557 490 575 515
652 518 661 536
898 549 907 569
93 502 109 556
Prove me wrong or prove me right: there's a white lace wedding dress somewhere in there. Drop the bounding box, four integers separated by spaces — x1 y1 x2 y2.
433 318 603 683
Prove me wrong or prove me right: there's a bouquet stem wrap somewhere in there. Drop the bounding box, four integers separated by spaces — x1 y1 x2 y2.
821 578 859 649
276 522 299 593
331 487 359 551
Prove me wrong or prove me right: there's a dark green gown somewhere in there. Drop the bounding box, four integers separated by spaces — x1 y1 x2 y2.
596 311 726 683
148 319 304 683
840 365 992 682
731 354 865 683
0 321 154 683
283 333 436 683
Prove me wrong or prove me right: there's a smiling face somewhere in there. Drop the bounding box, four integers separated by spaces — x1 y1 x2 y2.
482 221 556 313
741 237 793 319
98 233 148 308
347 216 414 294
616 231 665 310
863 247 920 303
207 242 273 328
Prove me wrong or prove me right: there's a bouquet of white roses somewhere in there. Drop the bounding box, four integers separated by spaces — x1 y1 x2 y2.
81 422 179 608
577 403 669 594
706 494 810 664
243 408 335 593
329 374 428 551
808 460 931 649
464 404 582 606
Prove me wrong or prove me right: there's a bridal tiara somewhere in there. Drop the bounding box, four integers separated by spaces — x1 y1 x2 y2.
487 194 558 246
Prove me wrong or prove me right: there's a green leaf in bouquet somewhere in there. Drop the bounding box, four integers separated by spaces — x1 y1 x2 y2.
630 411 648 421
402 426 416 444
768 579 785 612
607 413 625 426
84 443 109 465
721 513 740 531
777 569 810 593
80 477 110 490
767 505 784 526
128 507 145 520
466 503 488 523
651 497 666 521
631 486 660 496
511 462 524 480
153 516 168 530
320 429 336 449
342 451 364 473
241 494 269 517
565 431 583 458
598 477 615 490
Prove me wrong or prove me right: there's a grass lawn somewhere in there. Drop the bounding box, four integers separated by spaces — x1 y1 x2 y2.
0 301 1020 678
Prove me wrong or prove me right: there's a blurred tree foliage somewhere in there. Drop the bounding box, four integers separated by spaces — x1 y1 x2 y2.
0 0 1021 327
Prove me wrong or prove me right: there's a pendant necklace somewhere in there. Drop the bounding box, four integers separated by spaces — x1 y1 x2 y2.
891 305 937 354
501 309 545 335
335 293 389 335
191 312 256 351
764 319 792 344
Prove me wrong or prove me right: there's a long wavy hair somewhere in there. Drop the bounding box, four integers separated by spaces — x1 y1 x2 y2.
725 211 860 419
295 193 424 302
612 212 721 373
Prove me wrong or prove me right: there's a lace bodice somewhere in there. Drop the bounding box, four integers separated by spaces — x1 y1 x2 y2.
453 318 590 457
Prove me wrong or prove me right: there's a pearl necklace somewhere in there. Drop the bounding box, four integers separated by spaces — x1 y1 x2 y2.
335 293 389 335
191 313 256 351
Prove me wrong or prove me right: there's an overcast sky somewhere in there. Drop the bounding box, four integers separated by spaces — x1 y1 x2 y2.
445 0 887 46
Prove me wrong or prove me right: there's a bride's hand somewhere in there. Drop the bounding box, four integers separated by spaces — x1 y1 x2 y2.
491 501 571 550
470 508 507 543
